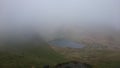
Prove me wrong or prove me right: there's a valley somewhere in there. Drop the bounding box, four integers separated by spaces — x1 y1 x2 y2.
50 37 120 68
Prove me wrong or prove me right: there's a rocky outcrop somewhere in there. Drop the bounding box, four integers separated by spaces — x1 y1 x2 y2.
55 61 92 68
43 61 92 68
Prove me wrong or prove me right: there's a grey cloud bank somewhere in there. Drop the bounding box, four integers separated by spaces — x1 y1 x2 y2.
0 0 120 40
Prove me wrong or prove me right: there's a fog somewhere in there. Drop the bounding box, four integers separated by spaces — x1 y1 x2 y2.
0 0 120 41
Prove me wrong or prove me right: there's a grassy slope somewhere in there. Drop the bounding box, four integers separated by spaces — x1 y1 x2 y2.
0 38 66 68
51 45 120 68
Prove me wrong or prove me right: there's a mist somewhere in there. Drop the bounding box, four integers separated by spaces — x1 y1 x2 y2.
0 0 120 41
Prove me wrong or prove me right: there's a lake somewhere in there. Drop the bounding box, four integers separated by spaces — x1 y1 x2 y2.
50 39 84 48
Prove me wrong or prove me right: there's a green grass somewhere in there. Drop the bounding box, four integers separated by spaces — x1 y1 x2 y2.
0 39 67 68
94 61 120 68
52 46 120 68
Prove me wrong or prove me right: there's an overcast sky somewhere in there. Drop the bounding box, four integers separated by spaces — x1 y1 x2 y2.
0 0 120 34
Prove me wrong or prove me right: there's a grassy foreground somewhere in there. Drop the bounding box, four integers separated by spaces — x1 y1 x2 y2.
0 39 66 68
51 45 120 68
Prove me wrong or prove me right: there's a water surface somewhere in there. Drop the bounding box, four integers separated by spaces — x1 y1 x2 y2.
50 39 84 48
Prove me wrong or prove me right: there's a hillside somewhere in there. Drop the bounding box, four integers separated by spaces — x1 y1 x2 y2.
0 32 66 68
49 26 120 68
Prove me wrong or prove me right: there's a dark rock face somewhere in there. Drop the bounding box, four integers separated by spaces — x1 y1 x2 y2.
55 61 92 68
43 65 50 68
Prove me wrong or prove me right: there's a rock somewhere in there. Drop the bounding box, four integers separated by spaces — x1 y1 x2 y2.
55 61 92 68
43 65 50 68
